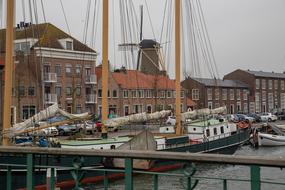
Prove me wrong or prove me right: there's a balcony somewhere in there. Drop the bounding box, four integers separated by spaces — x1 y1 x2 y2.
86 94 96 104
85 75 96 84
44 73 57 83
45 93 57 104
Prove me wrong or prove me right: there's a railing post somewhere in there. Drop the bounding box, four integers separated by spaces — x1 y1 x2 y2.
50 168 55 190
153 174 158 190
223 179 227 190
27 153 34 190
7 166 12 190
250 165 260 190
104 171 109 190
125 158 133 190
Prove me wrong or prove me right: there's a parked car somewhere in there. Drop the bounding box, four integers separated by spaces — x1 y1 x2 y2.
247 113 261 122
235 114 255 123
274 111 285 120
28 122 59 136
260 113 278 122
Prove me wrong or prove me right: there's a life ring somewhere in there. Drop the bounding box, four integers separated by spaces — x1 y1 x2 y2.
237 121 250 129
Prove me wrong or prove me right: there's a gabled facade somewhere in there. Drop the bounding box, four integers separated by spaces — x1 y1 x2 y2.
0 23 97 123
96 68 196 117
181 77 250 114
224 69 285 113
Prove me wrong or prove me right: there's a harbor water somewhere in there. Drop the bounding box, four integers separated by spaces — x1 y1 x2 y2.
86 145 285 190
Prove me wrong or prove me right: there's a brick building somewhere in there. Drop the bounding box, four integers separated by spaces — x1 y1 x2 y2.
0 23 97 123
181 77 249 114
96 67 196 117
224 69 285 113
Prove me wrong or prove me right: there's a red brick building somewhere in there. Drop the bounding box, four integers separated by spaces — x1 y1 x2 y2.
224 69 285 113
181 77 249 114
0 23 97 123
96 67 196 117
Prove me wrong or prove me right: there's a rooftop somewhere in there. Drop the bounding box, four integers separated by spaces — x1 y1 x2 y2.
192 78 249 88
244 70 285 79
0 23 96 53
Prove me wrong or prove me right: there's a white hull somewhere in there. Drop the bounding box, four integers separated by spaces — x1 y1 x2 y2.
258 133 285 146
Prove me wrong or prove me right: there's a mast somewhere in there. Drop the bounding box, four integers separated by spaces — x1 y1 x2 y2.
175 0 182 135
101 0 109 138
2 0 14 145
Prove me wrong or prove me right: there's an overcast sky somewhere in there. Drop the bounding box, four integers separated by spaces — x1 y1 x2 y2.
1 0 285 79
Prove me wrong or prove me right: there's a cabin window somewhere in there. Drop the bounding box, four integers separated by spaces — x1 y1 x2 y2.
193 128 196 131
220 126 224 134
206 129 210 137
110 145 116 149
213 128 217 135
166 128 169 131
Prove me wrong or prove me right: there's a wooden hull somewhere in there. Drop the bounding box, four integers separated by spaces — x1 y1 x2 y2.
258 132 285 146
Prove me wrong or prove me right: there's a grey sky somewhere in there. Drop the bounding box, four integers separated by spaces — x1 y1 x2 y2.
1 0 285 79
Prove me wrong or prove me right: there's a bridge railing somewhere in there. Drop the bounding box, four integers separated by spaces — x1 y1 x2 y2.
0 146 285 190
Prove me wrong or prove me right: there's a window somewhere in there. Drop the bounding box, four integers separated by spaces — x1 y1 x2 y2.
66 41 73 50
28 87 35 96
274 80 278 90
281 81 285 90
146 90 152 98
66 87 72 96
138 90 144 98
43 65 50 73
65 64 72 74
180 91 185 98
206 129 210 137
192 89 199 100
268 93 273 111
55 86 62 97
255 79 260 89
14 41 30 53
167 90 172 98
222 89 227 100
255 92 260 113
207 88 212 100
76 105 81 114
131 90 137 98
76 86 81 96
55 65 61 76
113 90 118 98
220 126 224 134
213 128 217 135
268 80 272 90
236 89 241 100
123 90 128 98
19 86 25 96
108 90 110 98
98 89 102 98
281 93 285 109
133 105 143 113
237 102 241 112
208 102 212 109
22 105 36 120
243 90 248 100
215 88 220 100
244 103 248 113
262 91 266 101
124 105 129 116
230 89 234 100
214 103 220 108
262 79 266 89
160 91 165 98
75 65 81 75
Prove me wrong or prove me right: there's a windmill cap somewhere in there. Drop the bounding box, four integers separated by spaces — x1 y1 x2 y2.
140 39 160 49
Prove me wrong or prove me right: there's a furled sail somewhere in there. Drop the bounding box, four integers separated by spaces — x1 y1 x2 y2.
181 106 226 121
4 103 90 137
104 110 171 127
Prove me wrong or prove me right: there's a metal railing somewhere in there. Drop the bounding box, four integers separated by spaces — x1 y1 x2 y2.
85 74 96 84
0 146 285 190
86 94 96 104
45 93 58 104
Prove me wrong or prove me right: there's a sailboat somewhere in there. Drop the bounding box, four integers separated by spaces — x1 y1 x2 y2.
0 0 251 189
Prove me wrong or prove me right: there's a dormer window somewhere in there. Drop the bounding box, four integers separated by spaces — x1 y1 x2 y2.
14 38 37 54
66 41 73 50
58 38 74 50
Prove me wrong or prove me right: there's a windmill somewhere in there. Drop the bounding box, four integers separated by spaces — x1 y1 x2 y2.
118 5 166 75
